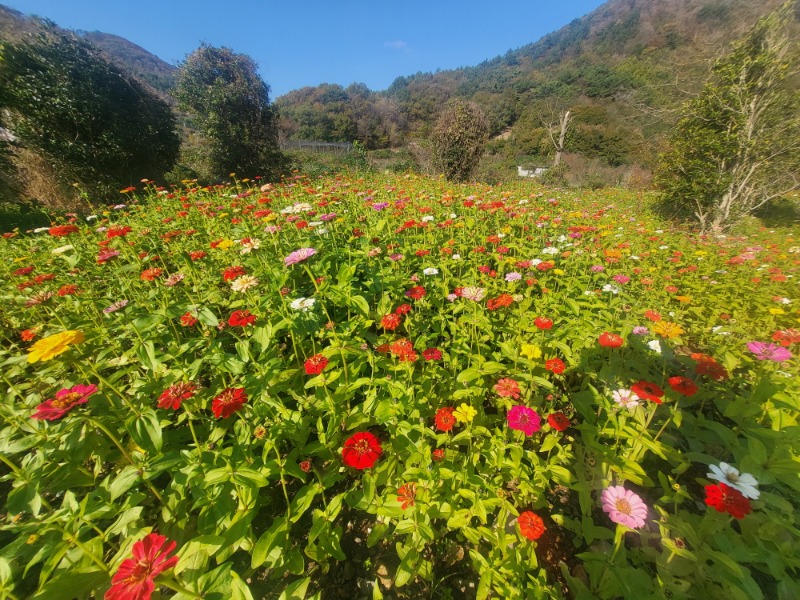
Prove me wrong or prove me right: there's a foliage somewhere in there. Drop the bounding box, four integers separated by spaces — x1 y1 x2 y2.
1 172 798 599
655 1 800 231
0 23 179 200
175 44 284 181
431 101 489 182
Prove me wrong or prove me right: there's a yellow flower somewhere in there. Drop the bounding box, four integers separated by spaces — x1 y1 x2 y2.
769 308 785 315
215 239 234 250
453 403 477 424
675 295 692 304
553 269 565 276
652 321 684 339
521 344 542 360
27 330 84 363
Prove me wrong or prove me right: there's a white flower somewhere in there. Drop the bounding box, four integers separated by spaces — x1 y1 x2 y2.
34 227 49 233
421 215 434 222
51 244 74 254
602 284 619 295
612 389 640 409
423 267 439 276
290 297 316 311
542 246 559 255
707 463 760 499
712 326 731 335
86 215 98 221
230 275 259 292
530 259 542 266
647 339 662 354
451 253 461 260
316 227 329 235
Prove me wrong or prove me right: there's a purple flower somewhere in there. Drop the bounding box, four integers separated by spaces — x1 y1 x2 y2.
284 247 317 266
747 341 792 362
505 272 522 282
389 253 404 261
601 486 648 529
632 326 649 335
506 405 541 436
372 202 389 211
320 213 337 221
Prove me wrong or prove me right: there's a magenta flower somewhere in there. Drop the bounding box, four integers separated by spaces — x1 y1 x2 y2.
284 247 317 266
507 405 542 436
32 384 98 420
601 485 648 529
612 274 630 285
747 341 792 362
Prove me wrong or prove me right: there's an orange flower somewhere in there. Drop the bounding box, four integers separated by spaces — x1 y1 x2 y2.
518 511 546 541
397 483 417 510
140 268 163 281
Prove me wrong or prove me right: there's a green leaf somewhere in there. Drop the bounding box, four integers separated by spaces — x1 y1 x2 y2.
289 483 322 522
251 517 288 569
127 410 162 454
279 576 311 600
349 294 370 318
31 569 107 600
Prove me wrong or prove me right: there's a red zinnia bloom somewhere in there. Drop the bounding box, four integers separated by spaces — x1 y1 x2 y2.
631 380 664 404
58 284 79 296
381 313 402 331
105 533 179 600
223 266 246 281
518 511 546 541
140 268 163 281
49 224 79 237
13 266 35 276
389 338 418 362
32 384 98 421
598 332 624 348
422 347 442 361
434 407 457 432
548 412 570 431
487 294 514 311
432 448 445 462
405 285 426 300
211 387 247 418
189 250 207 261
342 431 382 469
228 309 256 327
494 378 521 399
20 329 37 342
180 312 198 327
534 317 553 330
395 303 412 315
397 482 417 509
157 382 197 410
643 310 662 322
704 483 751 519
545 358 566 374
667 376 698 397
106 225 132 239
305 354 329 375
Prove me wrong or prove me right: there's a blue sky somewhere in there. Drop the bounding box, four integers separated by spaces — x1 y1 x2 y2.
5 1 607 98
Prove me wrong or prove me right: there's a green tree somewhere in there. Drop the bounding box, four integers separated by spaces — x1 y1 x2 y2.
431 100 489 182
655 1 800 232
0 23 179 200
175 44 283 180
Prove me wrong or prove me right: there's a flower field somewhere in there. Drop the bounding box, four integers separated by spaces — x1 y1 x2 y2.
1 173 799 600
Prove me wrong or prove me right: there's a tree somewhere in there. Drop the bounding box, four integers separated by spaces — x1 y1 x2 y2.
431 100 489 182
0 23 179 201
540 106 573 167
655 1 800 232
175 44 283 180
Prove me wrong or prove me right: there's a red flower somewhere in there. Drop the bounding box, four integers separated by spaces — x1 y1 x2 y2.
494 378 521 399
405 285 426 300
106 226 132 239
32 384 98 421
381 313 402 331
643 310 662 322
395 303 412 315
422 347 442 361
397 482 417 509
547 412 570 431
545 358 566 374
704 483 751 519
105 533 179 600
434 407 457 432
667 376 698 397
518 511 546 541
389 338 418 362
223 266 246 281
534 317 553 330
140 268 163 281
299 460 312 473
228 309 256 327
13 266 35 276
180 312 198 327
598 332 624 348
211 387 247 418
432 448 445 462
487 294 514 310
631 380 664 404
49 224 79 237
305 354 329 375
157 382 198 410
57 284 79 296
342 432 382 469
20 329 37 342
189 250 207 261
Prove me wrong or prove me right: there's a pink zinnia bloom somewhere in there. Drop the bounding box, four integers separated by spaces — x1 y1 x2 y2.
612 274 630 285
506 405 541 436
284 247 317 266
601 486 648 529
746 341 792 362
32 384 98 420
105 533 179 600
460 286 487 302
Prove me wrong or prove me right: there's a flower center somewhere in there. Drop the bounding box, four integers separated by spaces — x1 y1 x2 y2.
354 439 370 455
51 392 82 409
614 498 632 515
726 472 739 483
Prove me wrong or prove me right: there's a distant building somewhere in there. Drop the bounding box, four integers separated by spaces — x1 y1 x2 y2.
517 165 548 178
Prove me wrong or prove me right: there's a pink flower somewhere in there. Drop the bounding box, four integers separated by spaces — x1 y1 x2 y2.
105 533 179 600
506 405 541 436
612 274 630 285
32 384 98 420
746 341 792 362
284 247 317 266
601 486 648 529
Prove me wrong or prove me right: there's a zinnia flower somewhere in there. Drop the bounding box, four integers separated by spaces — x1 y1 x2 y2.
746 341 792 362
434 407 457 432
548 412 570 431
494 378 521 399
534 317 553 330
667 376 698 397
304 354 328 375
105 533 179 600
157 382 197 410
230 275 259 292
704 482 751 518
612 388 640 409
707 463 760 499
631 380 664 404
460 286 487 302
48 224 79 237
453 403 477 423
422 347 442 361
652 321 685 339
228 309 256 327
397 483 417 510
598 332 624 348
518 511 546 541
290 297 316 311
284 247 317 266
520 344 542 360
601 486 648 529
381 313 402 331
507 405 541 436
342 432 382 469
27 330 84 363
545 358 566 374
32 384 98 420
211 387 247 418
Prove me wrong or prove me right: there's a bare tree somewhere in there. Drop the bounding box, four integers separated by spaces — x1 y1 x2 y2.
540 108 572 168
